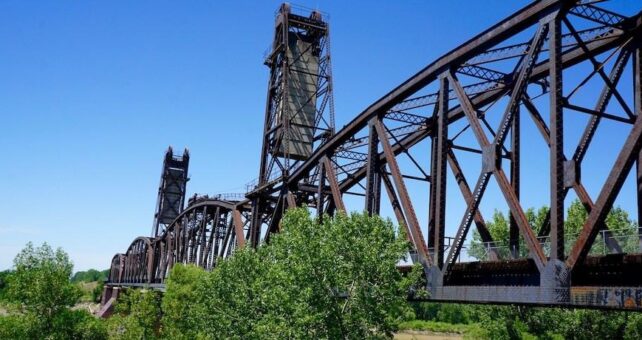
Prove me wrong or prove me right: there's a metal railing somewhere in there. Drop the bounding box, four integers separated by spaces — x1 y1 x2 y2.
454 227 642 262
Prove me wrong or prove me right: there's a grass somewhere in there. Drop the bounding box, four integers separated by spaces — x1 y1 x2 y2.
77 281 99 302
397 320 486 338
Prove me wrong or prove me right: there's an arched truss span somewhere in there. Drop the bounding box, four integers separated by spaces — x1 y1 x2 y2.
110 199 251 284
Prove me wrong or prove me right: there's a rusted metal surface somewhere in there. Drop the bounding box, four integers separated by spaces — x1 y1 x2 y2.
105 1 642 311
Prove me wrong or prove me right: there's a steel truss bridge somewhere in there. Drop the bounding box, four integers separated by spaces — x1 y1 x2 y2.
102 0 642 313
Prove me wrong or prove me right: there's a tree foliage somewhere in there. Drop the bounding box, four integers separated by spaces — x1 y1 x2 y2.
160 209 417 339
108 289 162 340
161 264 207 339
0 270 12 300
0 242 107 339
8 243 80 330
408 302 642 340
72 269 110 283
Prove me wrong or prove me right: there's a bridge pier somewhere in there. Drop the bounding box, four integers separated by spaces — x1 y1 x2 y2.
97 285 121 318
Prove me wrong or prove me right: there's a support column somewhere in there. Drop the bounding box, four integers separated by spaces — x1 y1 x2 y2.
248 202 261 248
365 121 381 215
510 106 521 258
433 75 449 268
317 159 326 221
633 41 642 251
550 17 565 261
428 132 438 251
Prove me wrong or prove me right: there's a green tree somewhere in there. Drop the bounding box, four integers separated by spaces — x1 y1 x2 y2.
7 242 81 334
108 289 161 339
163 209 417 339
92 280 105 303
0 270 13 301
566 200 639 255
0 242 107 339
161 264 207 339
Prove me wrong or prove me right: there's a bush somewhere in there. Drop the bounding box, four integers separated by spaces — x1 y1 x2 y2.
0 315 29 339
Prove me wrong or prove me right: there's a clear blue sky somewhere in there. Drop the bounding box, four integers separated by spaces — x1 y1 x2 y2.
1 1 639 271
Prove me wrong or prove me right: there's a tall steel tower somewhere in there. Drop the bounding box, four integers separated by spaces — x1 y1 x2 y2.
247 4 335 246
152 146 190 237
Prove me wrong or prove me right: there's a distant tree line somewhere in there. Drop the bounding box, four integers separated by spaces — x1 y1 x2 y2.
72 269 109 284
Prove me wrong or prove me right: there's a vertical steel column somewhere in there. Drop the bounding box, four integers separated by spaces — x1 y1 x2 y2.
232 209 246 248
434 75 449 268
317 159 326 220
428 131 438 250
633 39 642 250
249 202 263 248
365 121 381 215
550 17 565 261
510 106 521 258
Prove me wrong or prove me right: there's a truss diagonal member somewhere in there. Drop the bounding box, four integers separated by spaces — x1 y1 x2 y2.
373 119 430 265
444 172 491 272
446 149 499 260
323 156 346 213
232 208 246 249
384 123 431 180
380 172 409 240
449 69 547 269
493 169 547 270
567 114 642 269
522 97 623 252
494 22 550 146
572 49 632 164
447 72 490 146
564 18 634 119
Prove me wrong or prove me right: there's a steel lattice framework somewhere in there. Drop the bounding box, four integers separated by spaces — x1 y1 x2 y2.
104 0 642 311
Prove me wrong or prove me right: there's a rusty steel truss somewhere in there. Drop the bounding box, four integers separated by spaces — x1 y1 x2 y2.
106 0 642 311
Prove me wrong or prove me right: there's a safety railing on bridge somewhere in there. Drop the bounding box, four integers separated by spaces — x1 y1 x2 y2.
445 227 642 263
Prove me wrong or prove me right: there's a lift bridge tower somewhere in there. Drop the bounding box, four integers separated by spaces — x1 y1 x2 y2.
152 147 190 237
247 4 335 246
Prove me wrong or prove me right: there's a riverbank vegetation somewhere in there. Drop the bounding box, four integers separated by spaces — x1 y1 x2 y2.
1 206 641 339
